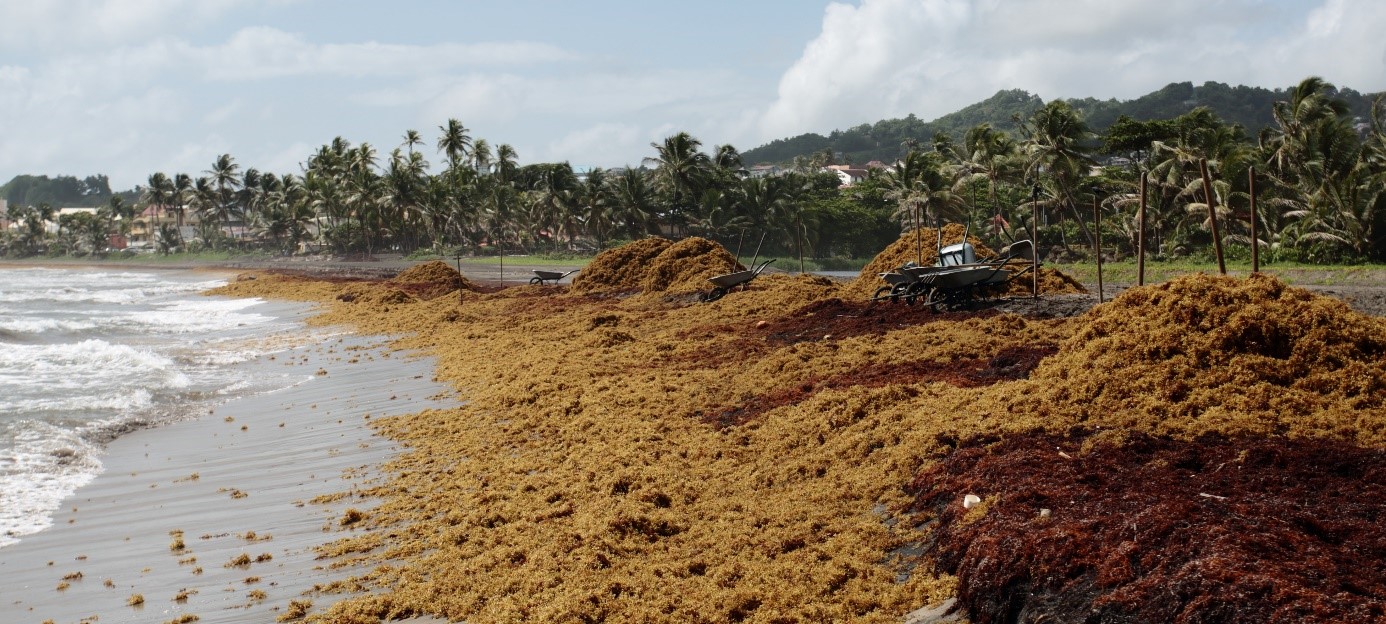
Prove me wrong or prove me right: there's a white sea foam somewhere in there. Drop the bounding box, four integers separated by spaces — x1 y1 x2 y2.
0 268 298 548
0 419 102 547
0 317 100 334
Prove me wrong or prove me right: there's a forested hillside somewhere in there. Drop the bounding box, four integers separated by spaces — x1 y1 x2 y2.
0 174 137 208
742 81 1380 165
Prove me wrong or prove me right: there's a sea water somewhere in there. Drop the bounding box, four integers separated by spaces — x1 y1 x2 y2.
0 267 318 547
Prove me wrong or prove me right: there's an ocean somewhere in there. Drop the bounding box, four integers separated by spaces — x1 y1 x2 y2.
0 266 319 548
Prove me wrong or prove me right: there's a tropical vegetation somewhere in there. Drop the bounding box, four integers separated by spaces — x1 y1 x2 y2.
2 77 1383 264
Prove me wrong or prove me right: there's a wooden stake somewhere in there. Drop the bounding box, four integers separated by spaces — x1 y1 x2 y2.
454 255 464 304
1137 171 1147 286
1199 158 1226 275
1094 195 1104 303
1249 168 1259 273
1031 185 1040 298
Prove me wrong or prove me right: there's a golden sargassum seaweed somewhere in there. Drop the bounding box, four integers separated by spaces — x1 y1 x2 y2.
206 247 1383 623
572 236 744 297
1004 272 1386 443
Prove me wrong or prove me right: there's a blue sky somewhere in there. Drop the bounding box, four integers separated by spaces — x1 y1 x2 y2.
2 0 1383 191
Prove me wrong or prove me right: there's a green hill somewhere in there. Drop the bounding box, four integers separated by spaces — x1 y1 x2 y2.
0 174 120 209
741 80 1381 166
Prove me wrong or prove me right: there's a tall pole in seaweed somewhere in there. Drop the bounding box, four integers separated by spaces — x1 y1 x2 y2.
1093 195 1104 303
1199 158 1226 275
1248 168 1259 273
454 253 464 304
1031 184 1040 298
1138 171 1147 286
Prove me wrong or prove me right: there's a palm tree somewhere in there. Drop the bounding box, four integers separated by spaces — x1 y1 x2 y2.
1019 101 1096 246
437 118 473 170
609 168 656 240
951 123 1020 241
402 129 424 156
494 144 519 183
650 132 712 237
471 138 494 174
882 149 960 264
172 173 193 227
205 154 242 246
578 168 617 249
141 172 175 242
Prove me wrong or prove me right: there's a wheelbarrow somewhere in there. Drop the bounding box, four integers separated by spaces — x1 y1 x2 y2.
700 259 775 302
529 269 579 285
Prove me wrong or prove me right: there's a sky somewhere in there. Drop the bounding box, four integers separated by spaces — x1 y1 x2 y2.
2 0 1384 191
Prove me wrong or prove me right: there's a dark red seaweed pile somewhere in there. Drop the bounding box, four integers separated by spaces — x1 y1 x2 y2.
906 431 1386 624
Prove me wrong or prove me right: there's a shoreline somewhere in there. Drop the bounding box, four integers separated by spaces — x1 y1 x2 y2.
0 298 455 623
4 255 1385 317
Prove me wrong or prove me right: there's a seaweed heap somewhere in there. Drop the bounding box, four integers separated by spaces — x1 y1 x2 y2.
852 224 994 290
208 266 1381 624
389 260 477 300
909 431 1386 624
570 238 674 294
1001 265 1088 297
334 282 416 306
1011 272 1386 444
891 274 1386 623
640 237 743 295
570 237 743 297
848 224 1086 299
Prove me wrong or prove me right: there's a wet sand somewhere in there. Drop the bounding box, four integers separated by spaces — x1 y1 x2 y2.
0 312 454 623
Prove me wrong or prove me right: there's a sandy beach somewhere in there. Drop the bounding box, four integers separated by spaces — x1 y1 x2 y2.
0 305 454 624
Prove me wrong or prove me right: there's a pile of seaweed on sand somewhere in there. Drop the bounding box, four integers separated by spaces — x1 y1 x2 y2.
205 264 1383 624
847 223 1086 299
1007 272 1386 442
571 237 744 296
900 273 1386 623
387 260 479 300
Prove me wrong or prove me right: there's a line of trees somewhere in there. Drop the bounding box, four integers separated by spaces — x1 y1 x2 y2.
2 77 1382 264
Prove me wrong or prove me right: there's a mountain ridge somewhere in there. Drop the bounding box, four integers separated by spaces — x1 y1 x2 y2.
741 80 1381 165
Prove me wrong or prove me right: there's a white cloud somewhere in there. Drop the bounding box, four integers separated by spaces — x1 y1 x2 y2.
758 0 1386 142
0 0 251 51
537 123 645 168
201 27 576 81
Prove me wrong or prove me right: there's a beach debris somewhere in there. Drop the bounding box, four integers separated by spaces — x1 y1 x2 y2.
278 599 313 622
127 593 145 606
962 494 981 509
340 508 365 526
224 553 252 568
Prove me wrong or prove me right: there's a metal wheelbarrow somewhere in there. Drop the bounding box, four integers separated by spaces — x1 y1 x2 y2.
529 269 579 285
700 259 775 302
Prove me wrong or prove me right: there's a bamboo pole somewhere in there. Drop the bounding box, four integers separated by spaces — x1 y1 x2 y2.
914 204 922 266
1137 171 1147 286
1249 168 1259 273
1094 195 1104 303
1031 185 1040 298
1199 158 1226 275
454 254 464 304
